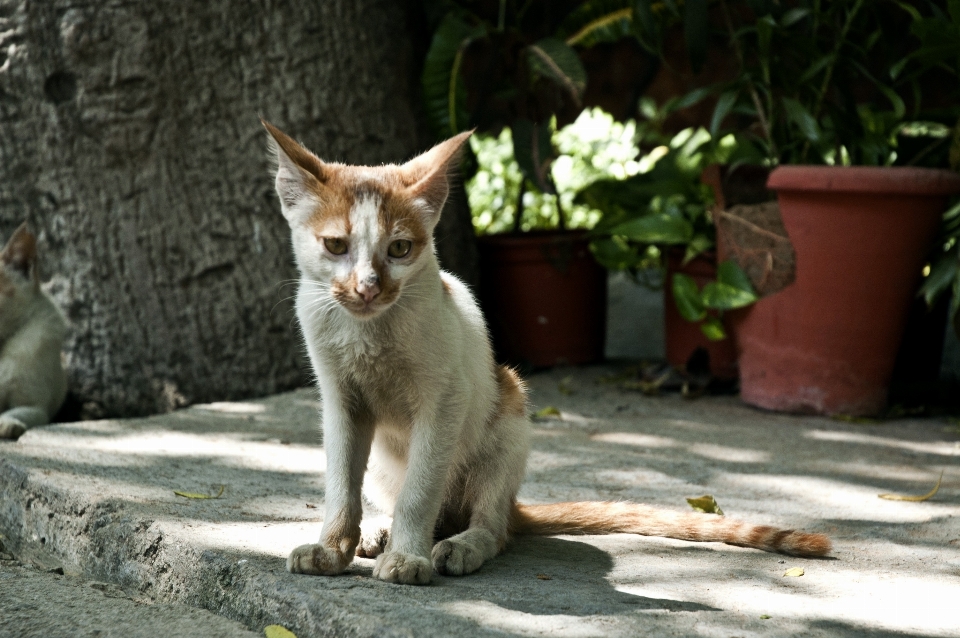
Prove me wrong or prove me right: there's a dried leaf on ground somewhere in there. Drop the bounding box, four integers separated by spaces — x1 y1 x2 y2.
878 471 943 502
686 495 724 515
622 370 673 396
264 625 297 638
558 376 575 395
536 573 552 580
174 485 225 499
783 567 804 577
533 406 562 420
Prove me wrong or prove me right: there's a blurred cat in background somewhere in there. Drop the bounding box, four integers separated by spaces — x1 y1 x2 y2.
0 223 67 440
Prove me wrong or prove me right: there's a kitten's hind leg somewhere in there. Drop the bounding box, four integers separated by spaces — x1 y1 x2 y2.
356 517 391 558
432 426 527 576
0 407 49 440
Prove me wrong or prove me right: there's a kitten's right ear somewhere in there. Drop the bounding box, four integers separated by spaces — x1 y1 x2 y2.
1 222 37 281
261 119 328 219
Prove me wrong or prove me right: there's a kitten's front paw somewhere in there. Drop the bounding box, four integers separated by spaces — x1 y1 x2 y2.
432 538 486 576
287 543 351 576
0 416 26 440
372 551 432 585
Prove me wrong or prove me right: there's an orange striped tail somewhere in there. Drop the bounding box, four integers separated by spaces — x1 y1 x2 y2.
509 501 830 557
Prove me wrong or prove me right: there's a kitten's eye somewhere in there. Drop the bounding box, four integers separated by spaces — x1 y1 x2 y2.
388 239 412 259
323 237 348 255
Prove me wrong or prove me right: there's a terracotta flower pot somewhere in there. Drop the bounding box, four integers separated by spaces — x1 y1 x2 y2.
732 165 960 416
478 230 607 367
664 251 738 380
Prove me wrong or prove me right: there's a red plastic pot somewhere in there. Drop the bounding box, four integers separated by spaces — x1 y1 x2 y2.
478 230 607 367
732 165 960 416
664 251 738 380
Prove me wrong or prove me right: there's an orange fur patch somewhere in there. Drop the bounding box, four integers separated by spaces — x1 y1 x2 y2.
494 366 527 420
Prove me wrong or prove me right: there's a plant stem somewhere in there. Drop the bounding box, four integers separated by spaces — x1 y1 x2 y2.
720 0 778 160
549 175 566 231
800 0 865 162
513 179 527 234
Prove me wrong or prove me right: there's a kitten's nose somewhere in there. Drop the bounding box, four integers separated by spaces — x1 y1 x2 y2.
355 273 380 303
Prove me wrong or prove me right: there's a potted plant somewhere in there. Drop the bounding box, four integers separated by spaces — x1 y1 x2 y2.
420 0 693 367
466 114 624 367
692 0 960 415
578 96 758 380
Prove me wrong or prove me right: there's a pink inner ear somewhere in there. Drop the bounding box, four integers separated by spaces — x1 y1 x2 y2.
400 131 472 213
263 119 329 184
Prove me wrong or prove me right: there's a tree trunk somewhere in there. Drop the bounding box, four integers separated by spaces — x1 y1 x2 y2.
0 0 477 417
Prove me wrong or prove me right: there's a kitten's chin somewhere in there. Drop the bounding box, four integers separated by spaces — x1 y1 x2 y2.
342 300 391 320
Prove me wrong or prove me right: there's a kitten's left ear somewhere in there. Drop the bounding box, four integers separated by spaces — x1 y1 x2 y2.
400 131 473 222
1 222 37 280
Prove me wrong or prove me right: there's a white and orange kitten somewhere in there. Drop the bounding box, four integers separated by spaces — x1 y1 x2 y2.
264 122 830 585
0 224 67 440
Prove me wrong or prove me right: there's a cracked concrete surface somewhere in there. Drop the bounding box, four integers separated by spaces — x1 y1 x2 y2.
1 365 958 637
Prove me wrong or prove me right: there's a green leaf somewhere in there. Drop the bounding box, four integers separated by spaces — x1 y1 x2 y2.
919 254 958 307
672 273 706 322
710 90 738 137
702 282 758 309
613 214 693 244
780 7 809 27
717 260 756 293
632 0 660 52
421 14 486 136
670 87 713 112
686 494 724 515
684 0 709 73
562 1 635 47
684 232 714 262
781 97 822 143
512 119 555 193
700 315 727 340
798 54 835 84
893 1 922 21
944 199 960 220
264 626 298 638
526 38 588 104
889 56 911 80
533 405 562 419
756 14 776 60
590 237 645 270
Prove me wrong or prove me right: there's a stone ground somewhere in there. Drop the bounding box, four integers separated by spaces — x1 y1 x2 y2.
1 364 958 638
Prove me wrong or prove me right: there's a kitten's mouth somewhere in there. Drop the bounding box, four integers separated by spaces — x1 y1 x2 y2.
340 295 392 319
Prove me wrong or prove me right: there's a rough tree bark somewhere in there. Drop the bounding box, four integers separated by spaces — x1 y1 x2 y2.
0 0 478 417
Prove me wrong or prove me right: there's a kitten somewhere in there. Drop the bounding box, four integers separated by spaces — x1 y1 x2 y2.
264 122 830 585
0 223 68 440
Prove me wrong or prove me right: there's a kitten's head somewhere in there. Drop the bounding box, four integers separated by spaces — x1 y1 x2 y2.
264 121 470 320
0 222 39 295
0 222 40 329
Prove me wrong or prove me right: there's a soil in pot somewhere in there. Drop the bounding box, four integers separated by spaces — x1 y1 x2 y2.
664 250 738 380
478 230 607 368
732 165 960 416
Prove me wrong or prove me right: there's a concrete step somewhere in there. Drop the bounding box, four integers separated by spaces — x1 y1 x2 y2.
1 366 958 637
